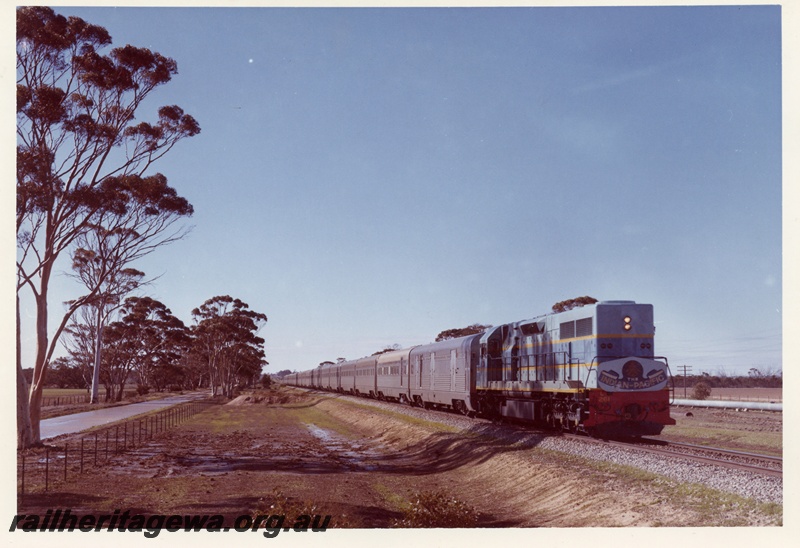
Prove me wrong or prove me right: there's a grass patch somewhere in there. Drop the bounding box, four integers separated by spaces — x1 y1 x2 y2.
205 404 301 432
42 388 90 397
337 399 461 433
371 482 408 511
669 482 783 526
663 424 782 456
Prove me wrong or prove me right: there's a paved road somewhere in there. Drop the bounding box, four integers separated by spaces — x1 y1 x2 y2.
40 392 209 440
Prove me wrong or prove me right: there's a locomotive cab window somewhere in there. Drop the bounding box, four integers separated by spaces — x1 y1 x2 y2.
520 321 544 336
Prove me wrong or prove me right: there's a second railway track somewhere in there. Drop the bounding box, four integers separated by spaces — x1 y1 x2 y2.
563 433 782 478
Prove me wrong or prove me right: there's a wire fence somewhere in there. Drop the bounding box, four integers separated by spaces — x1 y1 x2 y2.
18 399 215 499
704 395 783 402
670 388 783 402
41 390 142 407
40 394 90 407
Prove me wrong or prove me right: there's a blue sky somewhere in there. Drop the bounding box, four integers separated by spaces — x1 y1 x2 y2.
13 2 784 376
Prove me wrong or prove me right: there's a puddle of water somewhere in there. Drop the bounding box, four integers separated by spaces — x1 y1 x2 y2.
306 424 382 471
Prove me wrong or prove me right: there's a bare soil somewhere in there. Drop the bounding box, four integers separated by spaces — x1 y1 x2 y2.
18 387 782 528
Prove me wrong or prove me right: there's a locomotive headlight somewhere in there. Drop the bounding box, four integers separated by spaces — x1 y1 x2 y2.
623 316 632 331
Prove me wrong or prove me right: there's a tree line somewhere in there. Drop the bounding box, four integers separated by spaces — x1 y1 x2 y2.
676 369 782 389
15 7 267 448
42 295 267 401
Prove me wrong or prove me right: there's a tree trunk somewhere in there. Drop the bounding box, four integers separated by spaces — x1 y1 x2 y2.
17 295 33 449
28 264 53 444
115 370 129 402
90 308 104 404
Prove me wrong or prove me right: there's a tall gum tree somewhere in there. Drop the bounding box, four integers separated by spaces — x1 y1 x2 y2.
191 296 268 398
16 7 200 447
69 173 194 404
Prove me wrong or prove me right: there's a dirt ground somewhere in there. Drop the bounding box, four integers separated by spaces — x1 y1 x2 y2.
17 387 782 529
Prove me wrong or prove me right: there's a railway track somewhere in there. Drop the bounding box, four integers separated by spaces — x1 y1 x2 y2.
563 433 783 478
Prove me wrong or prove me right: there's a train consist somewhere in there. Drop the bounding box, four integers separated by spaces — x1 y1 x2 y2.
286 301 676 437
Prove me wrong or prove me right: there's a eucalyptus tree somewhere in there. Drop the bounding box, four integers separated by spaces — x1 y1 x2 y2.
551 296 598 313
70 173 195 404
16 6 199 446
70 257 144 404
191 296 268 398
435 324 493 342
62 306 99 381
115 296 191 394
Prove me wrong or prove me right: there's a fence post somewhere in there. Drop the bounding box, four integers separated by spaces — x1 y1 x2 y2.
64 443 68 482
21 452 25 497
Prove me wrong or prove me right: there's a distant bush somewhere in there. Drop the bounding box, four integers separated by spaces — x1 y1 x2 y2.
692 382 712 400
136 385 150 396
392 490 480 528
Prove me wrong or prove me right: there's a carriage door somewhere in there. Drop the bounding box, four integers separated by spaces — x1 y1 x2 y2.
451 349 458 392
430 353 436 390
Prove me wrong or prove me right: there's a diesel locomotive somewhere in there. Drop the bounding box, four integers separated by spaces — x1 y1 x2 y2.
287 301 676 437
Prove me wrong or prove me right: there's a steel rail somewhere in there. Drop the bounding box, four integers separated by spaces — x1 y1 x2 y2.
563 433 783 478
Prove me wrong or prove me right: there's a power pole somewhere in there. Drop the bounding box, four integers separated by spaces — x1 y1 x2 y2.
678 365 692 398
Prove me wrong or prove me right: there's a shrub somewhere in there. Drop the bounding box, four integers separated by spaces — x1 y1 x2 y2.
249 488 356 528
692 382 712 400
392 490 480 528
